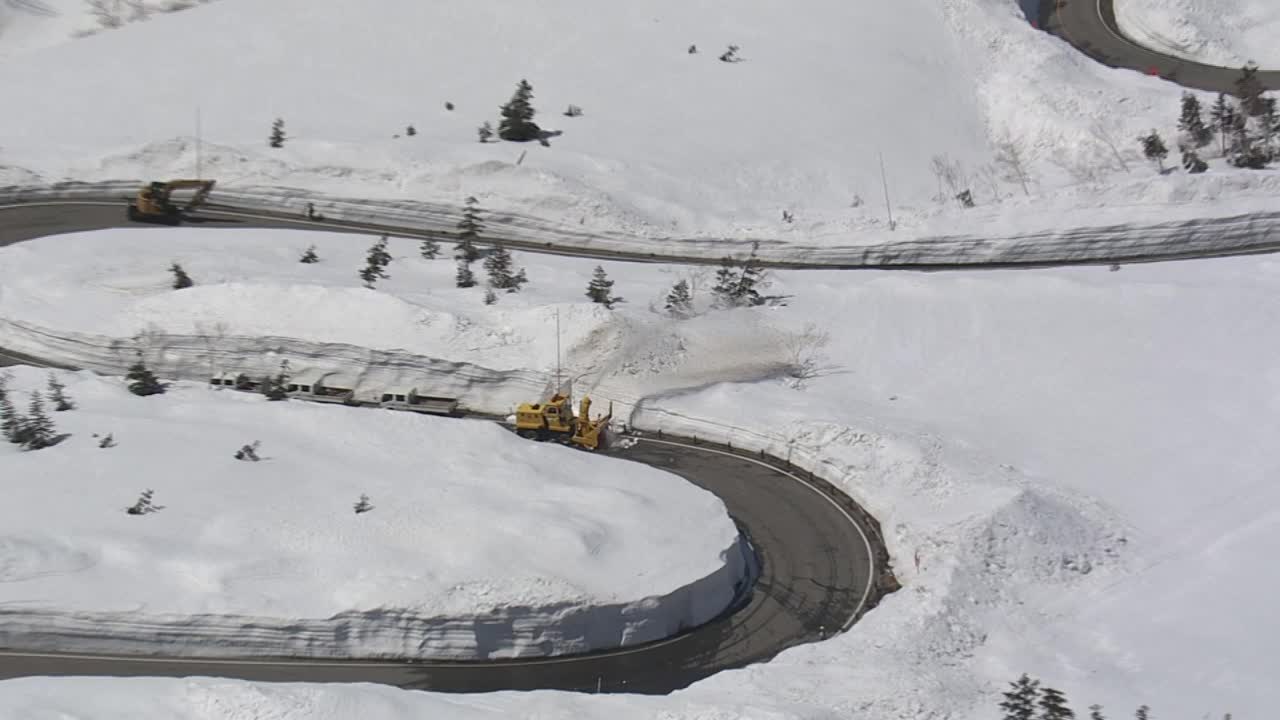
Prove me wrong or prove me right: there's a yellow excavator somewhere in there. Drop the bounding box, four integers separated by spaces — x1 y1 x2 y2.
514 393 613 450
127 179 216 225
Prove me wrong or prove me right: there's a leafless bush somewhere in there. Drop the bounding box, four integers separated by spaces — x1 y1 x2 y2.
782 322 831 388
993 135 1034 197
1089 121 1132 173
929 153 970 203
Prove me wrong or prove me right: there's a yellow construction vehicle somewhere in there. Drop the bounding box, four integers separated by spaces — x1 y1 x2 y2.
127 179 216 225
514 393 613 450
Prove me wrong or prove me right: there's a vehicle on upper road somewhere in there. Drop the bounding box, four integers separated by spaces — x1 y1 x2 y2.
127 179 216 225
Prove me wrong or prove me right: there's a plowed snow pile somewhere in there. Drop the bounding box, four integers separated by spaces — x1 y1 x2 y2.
0 365 746 659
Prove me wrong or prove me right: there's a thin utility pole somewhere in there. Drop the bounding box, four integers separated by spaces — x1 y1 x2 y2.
555 307 561 391
878 151 895 230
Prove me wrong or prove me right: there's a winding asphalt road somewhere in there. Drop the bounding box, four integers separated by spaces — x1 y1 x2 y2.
0 203 891 694
1043 0 1280 91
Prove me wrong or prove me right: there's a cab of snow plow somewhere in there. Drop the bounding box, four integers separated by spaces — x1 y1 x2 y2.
514 392 612 450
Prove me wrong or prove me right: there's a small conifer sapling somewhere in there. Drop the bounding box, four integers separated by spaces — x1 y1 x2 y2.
456 261 477 288
455 196 483 262
585 266 622 308
170 262 193 289
269 118 286 148
299 245 320 263
126 354 165 396
46 372 75 411
1139 130 1169 171
664 279 693 318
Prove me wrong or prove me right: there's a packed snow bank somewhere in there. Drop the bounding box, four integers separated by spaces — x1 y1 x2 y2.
0 366 746 659
1 0 1261 244
0 228 799 412
1114 0 1280 68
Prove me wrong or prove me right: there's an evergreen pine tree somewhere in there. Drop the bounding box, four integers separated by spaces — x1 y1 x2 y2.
497 79 541 142
1088 705 1106 720
406 124 417 136
483 243 514 287
126 353 165 396
299 245 320 263
354 493 374 514
1235 61 1265 116
420 237 440 259
664 279 693 318
456 260 477 288
126 489 163 515
1037 687 1074 720
1209 93 1235 155
712 258 740 308
98 432 116 448
46 372 75 411
1177 92 1213 148
455 196 483 262
1229 111 1269 168
1139 130 1169 170
269 118 286 148
1134 705 1150 720
999 674 1041 720
734 242 767 306
170 262 193 289
0 380 22 444
483 287 497 305
585 265 621 308
360 235 392 288
1181 146 1208 173
23 392 57 450
478 121 494 143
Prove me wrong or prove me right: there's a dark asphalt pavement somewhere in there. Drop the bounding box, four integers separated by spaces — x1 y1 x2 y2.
1044 0 1280 92
0 203 889 693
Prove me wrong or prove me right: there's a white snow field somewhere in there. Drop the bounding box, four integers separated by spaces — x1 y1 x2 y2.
2 228 1279 717
1114 0 1280 68
2 0 1276 252
0 363 747 659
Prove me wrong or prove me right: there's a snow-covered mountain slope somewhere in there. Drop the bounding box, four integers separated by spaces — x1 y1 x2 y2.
1114 0 1280 68
0 0 215 59
0 0 1244 243
0 365 745 659
2 227 1278 717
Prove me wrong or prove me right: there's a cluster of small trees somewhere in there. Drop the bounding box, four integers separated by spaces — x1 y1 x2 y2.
0 373 73 451
1142 62 1278 173
997 673 1233 720
451 196 527 296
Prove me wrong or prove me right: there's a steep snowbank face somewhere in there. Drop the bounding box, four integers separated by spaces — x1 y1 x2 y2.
1114 0 1280 68
0 365 746 659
